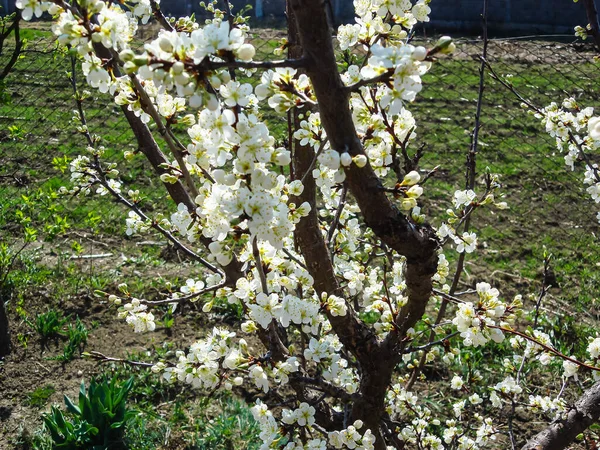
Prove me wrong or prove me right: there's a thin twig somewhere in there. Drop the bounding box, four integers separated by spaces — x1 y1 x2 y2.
128 74 200 199
344 69 393 93
492 325 600 372
300 139 329 184
327 183 348 254
533 253 552 328
149 0 174 32
403 331 460 353
281 247 308 270
252 237 269 294
85 351 154 368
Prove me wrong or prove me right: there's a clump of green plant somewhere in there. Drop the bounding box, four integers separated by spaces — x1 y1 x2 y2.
51 318 88 362
31 309 68 348
42 377 135 449
26 385 56 409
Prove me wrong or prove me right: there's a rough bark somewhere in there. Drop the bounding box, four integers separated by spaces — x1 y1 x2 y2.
522 381 600 450
287 2 380 368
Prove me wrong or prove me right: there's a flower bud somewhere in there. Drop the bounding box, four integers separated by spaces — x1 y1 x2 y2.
206 94 219 111
407 185 423 198
171 61 185 76
158 36 174 53
189 94 203 109
133 55 150 66
353 154 368 168
340 152 352 167
180 114 196 127
401 170 421 186
241 320 257 333
119 49 135 62
413 46 427 61
436 36 453 52
237 43 256 61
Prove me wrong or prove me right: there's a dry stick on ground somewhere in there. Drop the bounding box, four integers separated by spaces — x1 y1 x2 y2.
405 0 490 391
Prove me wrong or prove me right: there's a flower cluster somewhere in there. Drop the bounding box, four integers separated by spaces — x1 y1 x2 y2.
437 182 508 253
117 298 156 332
153 327 245 390
538 98 600 219
452 282 517 347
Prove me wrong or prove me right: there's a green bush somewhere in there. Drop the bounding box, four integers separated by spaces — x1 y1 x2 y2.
42 377 135 449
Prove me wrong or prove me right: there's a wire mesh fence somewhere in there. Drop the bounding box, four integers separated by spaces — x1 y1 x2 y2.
1 25 600 318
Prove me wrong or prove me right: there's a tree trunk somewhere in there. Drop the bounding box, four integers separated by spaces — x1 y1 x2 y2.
0 300 10 358
288 1 438 447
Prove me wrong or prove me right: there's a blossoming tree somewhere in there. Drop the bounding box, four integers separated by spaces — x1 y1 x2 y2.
14 0 600 448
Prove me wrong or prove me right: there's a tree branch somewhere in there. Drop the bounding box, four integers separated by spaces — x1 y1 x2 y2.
581 0 600 52
149 0 174 32
0 11 21 82
287 4 380 370
344 69 393 93
522 381 600 450
290 0 439 343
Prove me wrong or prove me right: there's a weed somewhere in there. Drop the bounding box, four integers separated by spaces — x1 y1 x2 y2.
50 317 88 362
25 385 55 408
191 396 261 450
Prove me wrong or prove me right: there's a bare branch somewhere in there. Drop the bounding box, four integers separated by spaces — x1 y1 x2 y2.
149 0 174 32
138 282 226 306
0 11 22 82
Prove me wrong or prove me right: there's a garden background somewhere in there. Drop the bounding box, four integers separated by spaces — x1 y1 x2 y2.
1 10 600 450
